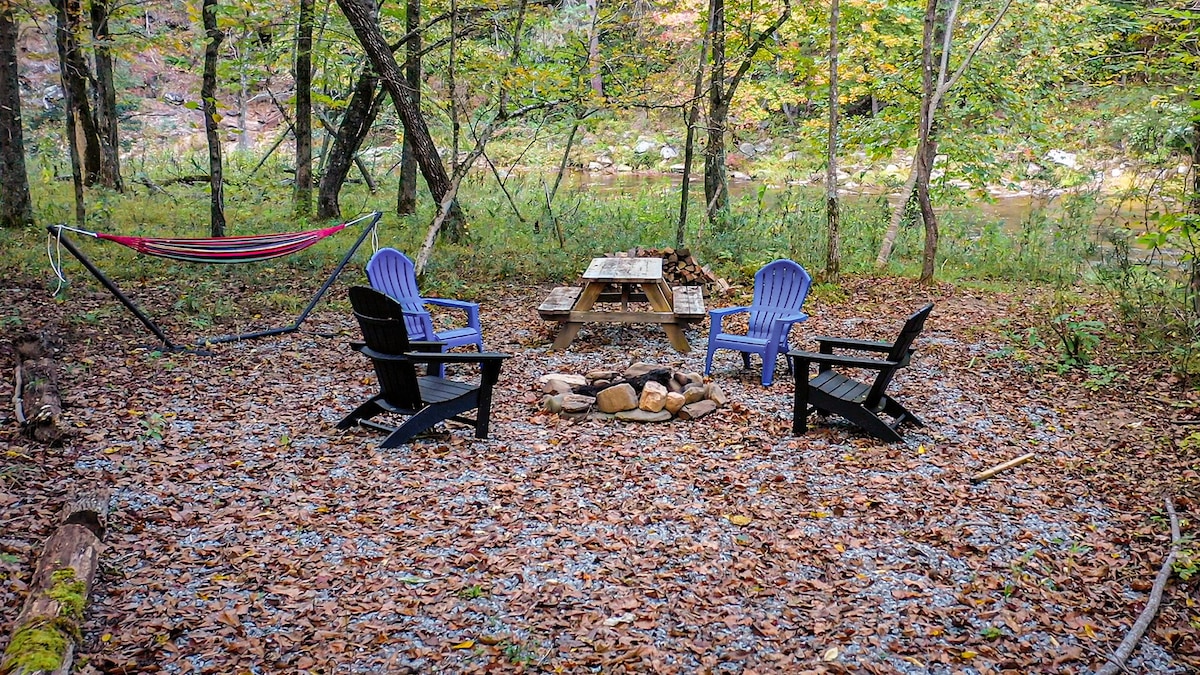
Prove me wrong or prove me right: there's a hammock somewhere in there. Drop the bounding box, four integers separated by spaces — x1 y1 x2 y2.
48 212 382 352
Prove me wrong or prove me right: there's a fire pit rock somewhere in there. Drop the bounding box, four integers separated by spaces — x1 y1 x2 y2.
538 362 728 422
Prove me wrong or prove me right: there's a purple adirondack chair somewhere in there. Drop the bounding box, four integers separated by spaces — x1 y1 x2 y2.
366 248 484 355
704 259 812 386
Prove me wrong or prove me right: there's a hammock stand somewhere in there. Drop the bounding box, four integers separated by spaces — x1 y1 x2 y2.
48 211 382 351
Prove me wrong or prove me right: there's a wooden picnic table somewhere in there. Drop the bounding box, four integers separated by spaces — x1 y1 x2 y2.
537 257 705 352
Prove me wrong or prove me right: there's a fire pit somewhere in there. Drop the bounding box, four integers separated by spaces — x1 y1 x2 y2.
538 362 728 422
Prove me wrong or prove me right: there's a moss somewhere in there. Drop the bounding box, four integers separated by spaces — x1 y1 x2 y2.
3 620 67 672
47 568 87 620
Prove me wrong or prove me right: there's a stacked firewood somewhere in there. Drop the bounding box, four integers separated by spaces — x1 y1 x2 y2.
610 247 731 294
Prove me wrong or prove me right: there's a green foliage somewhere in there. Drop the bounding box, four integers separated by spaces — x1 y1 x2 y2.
1049 309 1106 370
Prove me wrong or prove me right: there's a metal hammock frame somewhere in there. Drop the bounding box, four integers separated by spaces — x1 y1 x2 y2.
47 212 382 351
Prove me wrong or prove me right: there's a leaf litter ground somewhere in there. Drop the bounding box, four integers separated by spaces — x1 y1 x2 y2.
1 275 1197 674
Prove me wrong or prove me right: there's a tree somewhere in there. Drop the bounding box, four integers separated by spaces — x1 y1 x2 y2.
677 0 715 248
915 0 939 283
51 0 101 186
202 0 227 237
89 0 122 191
337 0 467 240
294 0 314 215
317 67 384 219
875 0 1014 269
396 0 421 216
825 0 841 282
702 0 791 222
0 1 32 228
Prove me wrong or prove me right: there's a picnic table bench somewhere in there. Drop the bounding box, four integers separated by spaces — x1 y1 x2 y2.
537 257 706 352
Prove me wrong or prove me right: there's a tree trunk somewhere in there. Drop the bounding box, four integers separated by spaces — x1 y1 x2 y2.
396 0 421 215
677 0 714 248
0 5 32 228
13 333 68 445
89 0 122 191
587 0 603 98
294 0 314 215
338 0 465 238
0 493 107 675
1190 103 1200 315
202 0 226 237
702 0 727 222
317 69 384 219
916 0 940 284
51 0 102 187
825 0 841 283
876 162 918 266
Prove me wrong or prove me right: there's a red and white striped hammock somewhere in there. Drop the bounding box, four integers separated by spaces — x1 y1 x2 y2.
51 211 377 264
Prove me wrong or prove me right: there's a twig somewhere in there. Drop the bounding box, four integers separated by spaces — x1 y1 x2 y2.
12 365 25 426
1095 497 1181 675
969 452 1034 483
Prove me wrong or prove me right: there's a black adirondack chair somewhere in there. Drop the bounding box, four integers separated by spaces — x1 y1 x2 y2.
338 286 511 447
788 303 934 443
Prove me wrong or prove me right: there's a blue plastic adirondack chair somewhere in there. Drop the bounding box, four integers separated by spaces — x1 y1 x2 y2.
704 259 813 386
366 248 484 356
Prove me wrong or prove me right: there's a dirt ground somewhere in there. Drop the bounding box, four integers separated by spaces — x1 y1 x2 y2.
1 273 1197 674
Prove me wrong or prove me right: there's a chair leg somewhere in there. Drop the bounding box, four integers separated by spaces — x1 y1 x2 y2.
762 347 778 387
704 343 717 376
792 365 810 435
882 397 924 428
741 352 752 370
337 397 386 430
842 407 905 443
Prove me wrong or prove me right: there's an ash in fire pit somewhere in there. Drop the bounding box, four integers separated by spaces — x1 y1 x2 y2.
539 362 728 422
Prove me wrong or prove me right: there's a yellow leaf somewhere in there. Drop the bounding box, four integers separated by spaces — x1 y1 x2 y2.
1081 623 1096 639
451 640 475 649
822 646 839 661
727 514 752 526
917 444 927 454
834 542 846 552
960 650 978 659
100 633 112 643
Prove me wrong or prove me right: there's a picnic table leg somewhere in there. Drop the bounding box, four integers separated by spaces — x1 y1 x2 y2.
643 282 690 353
551 282 604 350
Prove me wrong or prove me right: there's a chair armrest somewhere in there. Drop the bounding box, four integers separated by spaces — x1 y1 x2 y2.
772 313 809 325
708 306 748 335
425 297 479 312
409 340 447 352
403 351 510 364
813 336 894 352
709 306 749 319
787 349 899 370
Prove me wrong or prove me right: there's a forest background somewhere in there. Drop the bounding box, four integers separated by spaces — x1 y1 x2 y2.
0 0 1197 375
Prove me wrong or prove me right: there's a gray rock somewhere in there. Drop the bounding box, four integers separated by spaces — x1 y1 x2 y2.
738 142 758 157
561 394 596 414
660 146 678 160
616 409 673 422
543 394 564 413
678 399 718 420
634 140 656 154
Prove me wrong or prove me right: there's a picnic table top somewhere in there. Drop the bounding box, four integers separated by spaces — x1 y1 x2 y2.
582 257 663 283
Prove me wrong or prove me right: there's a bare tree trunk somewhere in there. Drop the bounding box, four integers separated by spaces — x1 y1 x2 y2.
294 0 314 215
587 0 603 97
202 0 226 237
825 0 840 282
317 69 384 219
396 0 421 215
677 0 714 248
876 164 918 266
0 5 33 228
338 0 466 238
1190 102 1200 315
917 0 939 284
702 0 727 222
51 0 101 187
89 0 122 191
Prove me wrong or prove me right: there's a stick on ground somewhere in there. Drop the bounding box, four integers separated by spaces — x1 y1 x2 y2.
1095 497 1181 675
969 452 1034 483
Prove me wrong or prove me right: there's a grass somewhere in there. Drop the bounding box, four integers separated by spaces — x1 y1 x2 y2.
5 153 1104 310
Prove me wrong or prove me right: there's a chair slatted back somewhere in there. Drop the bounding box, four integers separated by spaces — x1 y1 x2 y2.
748 260 813 339
867 303 935 405
348 286 424 410
366 248 435 340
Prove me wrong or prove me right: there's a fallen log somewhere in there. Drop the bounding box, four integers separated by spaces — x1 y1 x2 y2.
1095 497 1181 675
969 452 1034 483
0 492 108 675
12 333 68 445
